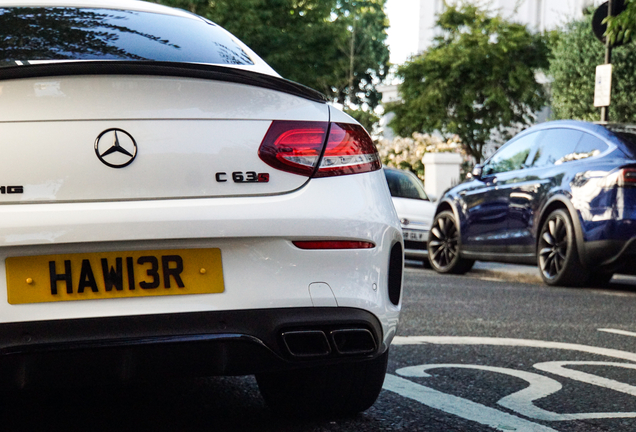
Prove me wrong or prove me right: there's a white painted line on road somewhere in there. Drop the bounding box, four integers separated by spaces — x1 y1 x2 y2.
383 374 558 432
534 361 636 397
386 337 636 427
598 328 636 338
396 363 636 421
391 336 636 362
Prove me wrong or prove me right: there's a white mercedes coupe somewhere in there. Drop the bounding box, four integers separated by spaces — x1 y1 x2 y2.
0 0 403 417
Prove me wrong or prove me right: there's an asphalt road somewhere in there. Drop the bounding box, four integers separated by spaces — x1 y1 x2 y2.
4 264 636 431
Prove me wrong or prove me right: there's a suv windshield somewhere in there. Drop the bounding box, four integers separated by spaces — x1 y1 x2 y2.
0 7 254 67
384 169 429 201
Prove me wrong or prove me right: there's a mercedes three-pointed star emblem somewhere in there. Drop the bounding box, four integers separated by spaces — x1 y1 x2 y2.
94 128 138 168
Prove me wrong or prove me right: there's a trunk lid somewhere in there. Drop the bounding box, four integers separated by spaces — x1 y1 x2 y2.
0 75 329 203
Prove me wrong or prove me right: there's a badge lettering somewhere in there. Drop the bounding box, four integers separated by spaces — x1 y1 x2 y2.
0 186 24 194
215 171 269 183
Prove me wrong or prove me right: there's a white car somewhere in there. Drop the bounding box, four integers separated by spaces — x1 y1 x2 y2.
0 0 402 416
384 168 436 265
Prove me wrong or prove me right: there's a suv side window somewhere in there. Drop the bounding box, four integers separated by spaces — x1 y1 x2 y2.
484 131 543 175
564 133 609 162
529 128 583 168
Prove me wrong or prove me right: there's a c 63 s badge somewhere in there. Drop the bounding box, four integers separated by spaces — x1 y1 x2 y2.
0 186 23 194
215 172 269 183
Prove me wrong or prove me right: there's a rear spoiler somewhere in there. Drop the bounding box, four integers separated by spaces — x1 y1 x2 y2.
0 61 328 104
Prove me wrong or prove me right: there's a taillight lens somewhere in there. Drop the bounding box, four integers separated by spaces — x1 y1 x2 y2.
258 121 381 177
314 122 382 177
619 168 636 187
258 121 329 176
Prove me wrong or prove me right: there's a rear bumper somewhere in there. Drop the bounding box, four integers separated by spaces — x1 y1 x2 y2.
580 207 636 270
0 307 384 388
584 237 636 272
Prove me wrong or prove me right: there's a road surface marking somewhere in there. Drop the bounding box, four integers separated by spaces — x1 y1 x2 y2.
598 328 636 338
391 336 636 362
396 363 636 421
534 361 636 397
383 374 558 432
384 336 636 428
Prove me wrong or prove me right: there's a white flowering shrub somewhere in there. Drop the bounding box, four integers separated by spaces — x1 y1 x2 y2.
376 133 466 180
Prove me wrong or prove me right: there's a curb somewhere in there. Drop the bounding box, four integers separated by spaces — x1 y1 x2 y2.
469 267 542 285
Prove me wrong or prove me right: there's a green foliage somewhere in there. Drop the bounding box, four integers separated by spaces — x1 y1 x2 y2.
344 108 380 135
606 0 636 45
153 0 389 109
549 16 636 122
386 4 549 162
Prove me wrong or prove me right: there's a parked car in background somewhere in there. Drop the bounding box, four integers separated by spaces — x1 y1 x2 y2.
428 120 636 286
384 167 435 266
0 0 403 417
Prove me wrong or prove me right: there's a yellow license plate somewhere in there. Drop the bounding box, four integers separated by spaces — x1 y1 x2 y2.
6 248 224 305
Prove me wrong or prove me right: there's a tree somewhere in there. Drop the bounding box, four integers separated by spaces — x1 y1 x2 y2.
549 15 636 122
386 5 549 163
606 0 636 45
152 0 389 110
344 108 380 136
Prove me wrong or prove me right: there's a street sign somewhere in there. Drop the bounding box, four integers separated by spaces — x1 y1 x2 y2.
594 64 613 107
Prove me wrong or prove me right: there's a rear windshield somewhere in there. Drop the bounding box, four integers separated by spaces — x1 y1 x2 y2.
614 132 636 150
384 169 429 201
0 7 254 67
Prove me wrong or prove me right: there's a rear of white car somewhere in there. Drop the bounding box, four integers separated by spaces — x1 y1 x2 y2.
0 0 402 416
384 167 435 265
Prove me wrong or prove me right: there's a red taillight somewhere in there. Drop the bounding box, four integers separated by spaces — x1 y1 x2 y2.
258 121 381 177
292 241 375 250
258 121 328 176
619 168 636 187
314 123 381 177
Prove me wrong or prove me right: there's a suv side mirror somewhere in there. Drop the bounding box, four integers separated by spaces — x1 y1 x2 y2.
471 164 483 180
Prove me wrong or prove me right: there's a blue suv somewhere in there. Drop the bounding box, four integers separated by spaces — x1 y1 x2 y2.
428 120 636 286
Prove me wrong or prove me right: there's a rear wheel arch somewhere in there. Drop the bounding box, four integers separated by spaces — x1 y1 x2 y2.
537 197 587 266
434 200 461 234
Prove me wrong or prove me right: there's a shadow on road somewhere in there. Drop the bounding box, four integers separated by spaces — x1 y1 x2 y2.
0 376 382 432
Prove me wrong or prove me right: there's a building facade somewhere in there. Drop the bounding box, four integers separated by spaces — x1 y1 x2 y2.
418 0 599 53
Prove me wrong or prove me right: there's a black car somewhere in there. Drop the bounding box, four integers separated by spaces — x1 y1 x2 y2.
428 120 636 286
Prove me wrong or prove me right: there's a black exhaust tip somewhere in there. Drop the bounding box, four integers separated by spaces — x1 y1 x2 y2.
281 330 331 358
330 328 377 355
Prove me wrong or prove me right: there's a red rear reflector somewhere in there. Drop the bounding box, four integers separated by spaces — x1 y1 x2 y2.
258 121 380 177
315 123 381 177
293 241 375 250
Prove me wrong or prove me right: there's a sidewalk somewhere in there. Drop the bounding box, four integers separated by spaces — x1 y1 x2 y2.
409 259 636 285
469 261 636 285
